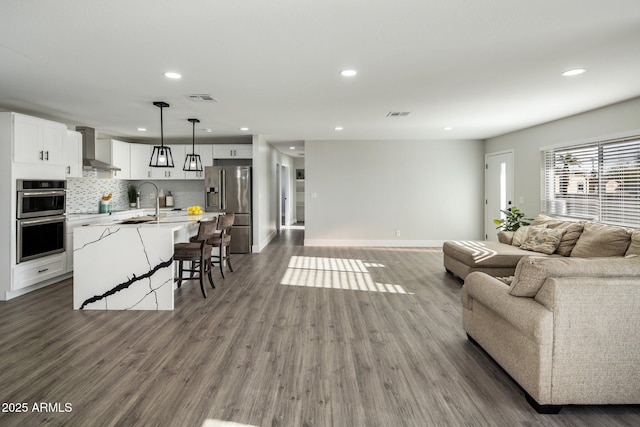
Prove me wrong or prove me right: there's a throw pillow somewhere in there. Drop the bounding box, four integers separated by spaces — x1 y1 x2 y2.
552 221 584 256
519 228 567 255
512 224 547 247
626 230 640 256
570 222 632 257
510 256 640 297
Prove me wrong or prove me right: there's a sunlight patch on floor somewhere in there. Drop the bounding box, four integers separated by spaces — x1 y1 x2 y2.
281 256 411 294
451 241 498 263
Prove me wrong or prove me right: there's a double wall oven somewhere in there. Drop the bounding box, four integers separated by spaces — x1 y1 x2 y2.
16 180 66 263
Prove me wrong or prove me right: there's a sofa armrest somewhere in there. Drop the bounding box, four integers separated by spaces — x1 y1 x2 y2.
541 276 640 403
498 231 514 245
463 272 553 342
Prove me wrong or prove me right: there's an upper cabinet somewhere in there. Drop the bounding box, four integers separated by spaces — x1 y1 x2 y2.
110 139 130 179
64 130 83 178
129 144 151 180
213 144 252 159
13 113 66 166
95 139 130 179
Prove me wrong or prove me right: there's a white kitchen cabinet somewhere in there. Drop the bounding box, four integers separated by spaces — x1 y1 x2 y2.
64 130 83 178
12 253 66 291
110 139 131 179
150 145 186 180
130 143 151 180
213 144 252 159
184 145 213 179
13 113 66 166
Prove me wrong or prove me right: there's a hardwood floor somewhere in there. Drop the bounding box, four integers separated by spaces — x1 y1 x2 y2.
1 229 638 426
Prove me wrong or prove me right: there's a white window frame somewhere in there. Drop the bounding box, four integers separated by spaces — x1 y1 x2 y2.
541 135 640 228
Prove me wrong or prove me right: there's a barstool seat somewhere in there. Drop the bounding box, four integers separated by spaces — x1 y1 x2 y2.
174 219 217 298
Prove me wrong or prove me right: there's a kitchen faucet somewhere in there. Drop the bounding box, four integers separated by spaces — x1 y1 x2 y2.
137 181 160 220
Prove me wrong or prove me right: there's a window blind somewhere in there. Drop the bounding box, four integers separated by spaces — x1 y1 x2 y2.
541 136 640 228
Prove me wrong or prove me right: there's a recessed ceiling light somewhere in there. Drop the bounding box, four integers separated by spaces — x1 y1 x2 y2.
340 69 357 77
334 126 344 131
137 127 147 132
202 128 212 133
240 127 249 131
562 68 586 77
164 71 182 79
444 127 453 131
289 146 296 150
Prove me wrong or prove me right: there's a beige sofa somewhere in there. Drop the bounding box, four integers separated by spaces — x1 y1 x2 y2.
444 215 639 280
462 256 640 412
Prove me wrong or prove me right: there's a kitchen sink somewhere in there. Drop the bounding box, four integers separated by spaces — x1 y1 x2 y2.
118 216 158 224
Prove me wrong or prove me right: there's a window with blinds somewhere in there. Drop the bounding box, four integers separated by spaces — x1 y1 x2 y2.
541 136 640 227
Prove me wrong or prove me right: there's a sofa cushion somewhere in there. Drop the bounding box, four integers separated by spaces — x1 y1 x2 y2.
550 221 584 256
626 230 640 256
442 240 549 268
519 228 567 255
510 256 640 297
512 224 547 247
570 222 631 257
531 214 584 256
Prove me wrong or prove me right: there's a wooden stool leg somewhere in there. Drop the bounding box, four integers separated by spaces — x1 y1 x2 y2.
226 247 234 272
176 261 183 287
218 244 226 279
199 256 207 298
207 258 215 289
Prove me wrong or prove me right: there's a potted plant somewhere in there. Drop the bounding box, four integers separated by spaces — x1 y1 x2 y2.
127 185 138 208
493 207 533 232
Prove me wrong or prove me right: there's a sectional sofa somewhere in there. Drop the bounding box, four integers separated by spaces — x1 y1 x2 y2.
444 215 640 412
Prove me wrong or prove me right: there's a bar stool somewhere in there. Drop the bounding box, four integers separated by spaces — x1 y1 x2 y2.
211 213 235 278
174 219 217 298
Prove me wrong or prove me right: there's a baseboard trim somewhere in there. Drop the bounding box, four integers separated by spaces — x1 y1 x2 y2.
303 239 446 248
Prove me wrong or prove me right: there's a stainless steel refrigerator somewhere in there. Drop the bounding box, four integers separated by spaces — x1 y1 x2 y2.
205 166 252 253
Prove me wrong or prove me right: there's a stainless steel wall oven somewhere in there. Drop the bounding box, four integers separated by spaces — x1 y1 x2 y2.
16 180 66 263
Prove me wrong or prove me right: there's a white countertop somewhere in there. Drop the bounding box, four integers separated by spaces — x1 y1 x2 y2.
77 213 217 228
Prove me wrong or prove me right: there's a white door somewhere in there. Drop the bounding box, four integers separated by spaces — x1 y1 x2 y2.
485 151 514 241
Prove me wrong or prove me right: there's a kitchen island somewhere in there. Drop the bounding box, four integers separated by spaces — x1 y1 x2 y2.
73 213 218 310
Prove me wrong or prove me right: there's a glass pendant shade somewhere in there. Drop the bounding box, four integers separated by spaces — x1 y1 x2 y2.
183 118 203 172
149 101 174 168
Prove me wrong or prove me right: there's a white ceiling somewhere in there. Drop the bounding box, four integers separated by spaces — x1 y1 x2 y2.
1 1 640 156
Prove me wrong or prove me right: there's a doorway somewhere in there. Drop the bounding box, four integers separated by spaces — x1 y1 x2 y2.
485 150 514 241
281 165 289 227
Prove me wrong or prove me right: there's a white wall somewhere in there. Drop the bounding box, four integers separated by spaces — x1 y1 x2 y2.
485 97 640 216
304 139 485 246
252 136 297 252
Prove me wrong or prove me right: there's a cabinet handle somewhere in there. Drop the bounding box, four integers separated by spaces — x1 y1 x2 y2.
147 171 150 178
39 150 44 160
38 268 49 273
67 166 71 174
45 151 49 161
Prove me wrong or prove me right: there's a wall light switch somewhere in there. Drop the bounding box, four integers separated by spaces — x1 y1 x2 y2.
519 196 525 204
311 192 317 199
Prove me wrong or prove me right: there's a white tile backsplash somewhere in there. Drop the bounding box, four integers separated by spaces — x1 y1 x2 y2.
66 171 206 213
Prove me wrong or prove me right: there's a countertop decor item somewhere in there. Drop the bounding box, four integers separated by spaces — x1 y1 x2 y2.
127 185 137 207
149 101 174 168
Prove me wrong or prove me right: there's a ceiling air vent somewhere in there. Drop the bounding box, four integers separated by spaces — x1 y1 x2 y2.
185 94 218 102
387 111 411 117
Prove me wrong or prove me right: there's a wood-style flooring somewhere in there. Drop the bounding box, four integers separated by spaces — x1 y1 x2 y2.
0 229 638 426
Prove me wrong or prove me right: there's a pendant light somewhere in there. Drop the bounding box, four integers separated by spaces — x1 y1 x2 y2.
183 118 203 172
149 101 174 168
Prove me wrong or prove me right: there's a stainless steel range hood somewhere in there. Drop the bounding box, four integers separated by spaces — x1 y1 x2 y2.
76 126 121 171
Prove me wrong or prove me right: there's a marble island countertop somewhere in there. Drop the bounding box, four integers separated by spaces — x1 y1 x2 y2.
79 213 216 228
72 212 220 311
